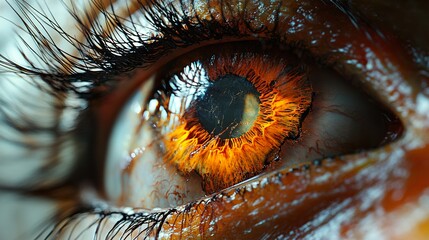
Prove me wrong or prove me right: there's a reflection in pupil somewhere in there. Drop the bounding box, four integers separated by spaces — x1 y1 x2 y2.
196 74 260 139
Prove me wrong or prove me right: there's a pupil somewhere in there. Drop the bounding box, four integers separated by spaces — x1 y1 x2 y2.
197 74 260 139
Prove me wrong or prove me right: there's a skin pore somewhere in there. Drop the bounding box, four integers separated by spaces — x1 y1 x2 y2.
0 0 428 239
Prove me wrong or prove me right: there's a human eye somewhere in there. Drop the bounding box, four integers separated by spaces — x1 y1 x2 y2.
0 0 428 240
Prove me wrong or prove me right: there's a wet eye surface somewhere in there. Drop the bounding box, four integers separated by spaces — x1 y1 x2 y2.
104 41 402 209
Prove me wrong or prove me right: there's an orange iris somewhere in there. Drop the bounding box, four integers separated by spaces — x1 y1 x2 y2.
153 49 312 193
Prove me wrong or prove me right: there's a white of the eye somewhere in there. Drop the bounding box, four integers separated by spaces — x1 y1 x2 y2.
105 75 205 209
280 66 393 167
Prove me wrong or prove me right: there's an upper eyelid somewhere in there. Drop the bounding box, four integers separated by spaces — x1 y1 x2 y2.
2 0 419 115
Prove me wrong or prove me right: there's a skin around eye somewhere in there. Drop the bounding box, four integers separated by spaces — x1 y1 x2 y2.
0 0 429 240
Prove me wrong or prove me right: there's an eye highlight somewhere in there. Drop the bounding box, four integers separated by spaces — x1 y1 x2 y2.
159 44 312 193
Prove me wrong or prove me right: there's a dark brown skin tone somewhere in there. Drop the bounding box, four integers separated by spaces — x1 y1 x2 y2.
0 0 428 239
352 0 429 52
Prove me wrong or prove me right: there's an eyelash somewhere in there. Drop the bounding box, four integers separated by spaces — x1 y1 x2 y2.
0 0 366 239
1 0 283 100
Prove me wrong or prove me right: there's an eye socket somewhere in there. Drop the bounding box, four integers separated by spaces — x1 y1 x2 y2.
103 41 402 209
0 0 421 238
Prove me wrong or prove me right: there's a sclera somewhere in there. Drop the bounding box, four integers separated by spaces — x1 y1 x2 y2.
104 76 205 209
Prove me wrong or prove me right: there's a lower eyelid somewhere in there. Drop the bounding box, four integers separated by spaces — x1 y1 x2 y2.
54 143 405 239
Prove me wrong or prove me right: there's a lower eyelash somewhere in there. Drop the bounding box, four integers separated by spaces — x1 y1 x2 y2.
43 209 164 239
44 196 225 240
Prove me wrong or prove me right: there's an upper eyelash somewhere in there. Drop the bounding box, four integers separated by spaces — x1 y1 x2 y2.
0 0 281 100
0 0 366 100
